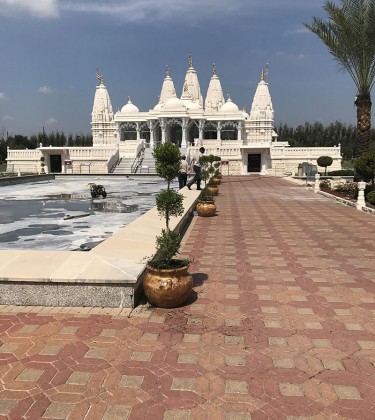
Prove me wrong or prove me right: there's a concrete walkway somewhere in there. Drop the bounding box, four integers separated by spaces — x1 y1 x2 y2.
1 176 375 419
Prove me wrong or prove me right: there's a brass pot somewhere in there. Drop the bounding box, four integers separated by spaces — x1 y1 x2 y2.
196 200 216 217
144 263 193 308
207 185 219 196
212 178 221 185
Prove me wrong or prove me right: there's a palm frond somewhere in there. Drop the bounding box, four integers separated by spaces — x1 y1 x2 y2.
305 0 375 95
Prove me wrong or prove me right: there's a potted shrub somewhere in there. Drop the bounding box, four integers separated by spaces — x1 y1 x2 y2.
196 187 216 217
201 155 220 194
207 177 219 196
40 156 45 174
143 141 193 308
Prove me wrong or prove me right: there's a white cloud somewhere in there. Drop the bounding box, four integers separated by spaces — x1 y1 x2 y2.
284 26 310 36
0 0 59 19
38 85 54 94
0 0 320 21
275 51 306 60
58 0 319 22
45 117 58 125
0 92 9 101
2 115 14 121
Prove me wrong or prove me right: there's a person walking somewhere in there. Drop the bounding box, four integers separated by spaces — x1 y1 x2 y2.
187 147 205 190
178 155 189 189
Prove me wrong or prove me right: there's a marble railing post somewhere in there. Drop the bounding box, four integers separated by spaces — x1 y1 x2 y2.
356 181 366 210
314 173 320 193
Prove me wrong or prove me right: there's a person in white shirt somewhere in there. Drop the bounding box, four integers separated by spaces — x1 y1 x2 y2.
187 147 205 190
178 155 189 189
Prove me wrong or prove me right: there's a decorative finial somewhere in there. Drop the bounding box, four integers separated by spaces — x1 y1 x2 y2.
261 69 264 81
227 93 231 100
265 63 269 81
166 65 170 77
96 66 104 85
213 63 217 75
188 53 193 68
128 96 131 103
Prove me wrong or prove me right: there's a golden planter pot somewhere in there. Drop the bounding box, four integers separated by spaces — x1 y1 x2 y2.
196 200 216 217
212 178 221 185
207 185 219 196
144 263 193 308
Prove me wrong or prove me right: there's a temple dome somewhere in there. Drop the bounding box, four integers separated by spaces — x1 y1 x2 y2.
185 100 201 110
121 97 139 114
220 97 239 113
164 97 186 110
153 102 164 110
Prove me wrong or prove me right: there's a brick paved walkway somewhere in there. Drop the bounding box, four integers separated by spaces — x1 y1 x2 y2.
1 176 375 419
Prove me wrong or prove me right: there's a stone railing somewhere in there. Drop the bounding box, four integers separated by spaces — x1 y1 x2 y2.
6 149 41 173
68 147 117 159
271 147 341 158
119 140 139 158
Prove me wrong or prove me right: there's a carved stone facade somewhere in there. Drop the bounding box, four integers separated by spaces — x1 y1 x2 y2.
6 59 342 175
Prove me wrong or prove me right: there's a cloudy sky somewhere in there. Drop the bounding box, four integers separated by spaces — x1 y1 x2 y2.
0 0 364 137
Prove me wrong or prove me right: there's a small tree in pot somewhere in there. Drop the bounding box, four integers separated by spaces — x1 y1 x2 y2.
317 155 333 175
143 141 192 308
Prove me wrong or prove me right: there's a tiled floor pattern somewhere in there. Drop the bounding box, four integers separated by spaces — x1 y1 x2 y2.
1 176 375 419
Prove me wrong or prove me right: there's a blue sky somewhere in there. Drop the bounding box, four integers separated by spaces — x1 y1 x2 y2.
0 0 365 137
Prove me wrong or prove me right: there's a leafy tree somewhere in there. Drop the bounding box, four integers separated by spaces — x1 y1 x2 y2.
151 141 184 269
354 151 375 185
305 0 375 157
7 135 30 149
317 155 334 174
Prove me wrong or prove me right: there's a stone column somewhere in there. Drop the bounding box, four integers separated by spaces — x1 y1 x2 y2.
136 122 141 141
237 122 242 141
357 181 366 210
217 121 221 141
314 173 320 193
181 118 188 148
198 120 205 141
147 120 154 149
160 119 166 144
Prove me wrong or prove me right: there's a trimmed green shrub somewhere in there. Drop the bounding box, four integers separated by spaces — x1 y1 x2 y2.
317 155 333 175
354 151 375 185
328 169 354 176
367 190 375 205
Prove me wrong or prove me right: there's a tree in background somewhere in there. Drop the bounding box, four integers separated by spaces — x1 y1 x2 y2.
305 0 375 157
354 151 375 186
0 131 93 162
317 155 334 175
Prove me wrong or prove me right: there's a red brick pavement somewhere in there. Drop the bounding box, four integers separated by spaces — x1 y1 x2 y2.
0 175 375 419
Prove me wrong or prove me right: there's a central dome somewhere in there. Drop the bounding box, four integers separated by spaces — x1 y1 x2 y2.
121 97 139 114
220 97 239 113
164 97 186 111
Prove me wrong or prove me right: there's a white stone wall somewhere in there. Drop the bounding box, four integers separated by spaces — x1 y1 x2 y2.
6 149 42 174
270 147 342 176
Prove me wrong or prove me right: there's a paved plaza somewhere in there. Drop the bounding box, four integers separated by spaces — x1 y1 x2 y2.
0 176 375 419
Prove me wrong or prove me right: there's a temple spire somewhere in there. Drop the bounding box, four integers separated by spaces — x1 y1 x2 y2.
188 53 193 69
96 66 104 85
205 63 224 111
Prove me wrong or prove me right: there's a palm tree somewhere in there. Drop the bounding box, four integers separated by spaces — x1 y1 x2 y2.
305 0 375 157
